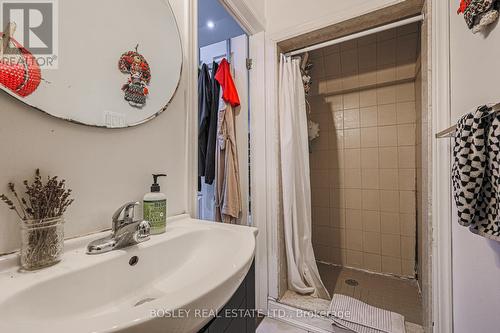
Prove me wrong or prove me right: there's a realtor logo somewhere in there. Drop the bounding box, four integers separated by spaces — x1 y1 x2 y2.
1 0 58 68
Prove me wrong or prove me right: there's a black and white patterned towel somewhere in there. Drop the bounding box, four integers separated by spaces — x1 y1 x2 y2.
452 105 500 241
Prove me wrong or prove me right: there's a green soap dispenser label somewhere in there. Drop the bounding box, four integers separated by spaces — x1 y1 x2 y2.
144 200 167 233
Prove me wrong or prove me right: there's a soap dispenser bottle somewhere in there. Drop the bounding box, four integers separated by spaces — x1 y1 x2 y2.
143 174 167 235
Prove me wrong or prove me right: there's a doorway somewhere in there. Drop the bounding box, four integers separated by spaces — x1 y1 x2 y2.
196 0 251 226
265 7 432 333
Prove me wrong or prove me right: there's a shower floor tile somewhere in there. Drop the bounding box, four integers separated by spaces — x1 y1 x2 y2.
317 263 423 325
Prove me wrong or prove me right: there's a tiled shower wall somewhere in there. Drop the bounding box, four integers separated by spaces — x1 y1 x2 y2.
308 24 419 277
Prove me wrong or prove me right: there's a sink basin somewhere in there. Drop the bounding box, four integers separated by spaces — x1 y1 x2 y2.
0 215 257 333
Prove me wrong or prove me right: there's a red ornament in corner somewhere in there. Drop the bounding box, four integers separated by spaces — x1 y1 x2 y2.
0 33 41 97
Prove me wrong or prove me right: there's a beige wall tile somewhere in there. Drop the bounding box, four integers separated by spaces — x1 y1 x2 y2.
342 75 360 91
360 106 378 127
377 86 396 105
312 206 331 227
324 43 340 55
402 259 415 276
346 209 363 230
343 92 360 110
362 189 380 210
332 228 346 248
330 168 345 188
331 110 344 130
326 77 343 93
326 95 343 111
345 149 361 169
396 82 415 102
396 102 416 124
331 188 346 208
313 226 334 246
345 189 362 209
312 187 330 208
346 250 364 268
331 208 346 228
378 147 398 168
345 168 362 189
378 125 398 147
341 49 359 75
378 104 397 126
381 234 401 257
400 213 416 237
362 210 381 232
401 236 416 259
397 124 416 146
344 128 360 148
364 253 382 272
329 130 344 150
358 33 377 46
377 39 396 66
324 53 341 78
399 191 416 213
381 212 400 235
364 231 381 254
358 71 377 87
360 89 377 107
344 109 360 129
382 256 402 275
340 39 358 51
361 148 379 169
313 243 331 262
397 23 418 37
379 169 399 190
311 169 330 188
309 35 418 273
380 190 400 213
377 28 396 41
331 247 347 265
361 127 379 148
399 169 416 191
398 146 416 168
396 63 416 80
396 33 418 64
359 43 377 70
377 67 397 84
347 229 363 251
362 168 380 189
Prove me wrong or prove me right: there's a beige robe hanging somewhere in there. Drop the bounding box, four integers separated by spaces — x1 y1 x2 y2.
214 99 241 224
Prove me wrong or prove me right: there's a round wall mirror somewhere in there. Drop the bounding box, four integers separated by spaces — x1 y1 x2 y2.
0 0 182 128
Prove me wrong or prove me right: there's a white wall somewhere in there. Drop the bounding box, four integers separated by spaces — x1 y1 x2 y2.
449 1 500 332
0 0 189 254
265 0 403 38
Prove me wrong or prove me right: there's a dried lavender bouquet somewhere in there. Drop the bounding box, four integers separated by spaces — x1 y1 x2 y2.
0 169 74 269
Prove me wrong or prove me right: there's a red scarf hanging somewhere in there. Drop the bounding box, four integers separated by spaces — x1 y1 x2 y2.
215 58 240 108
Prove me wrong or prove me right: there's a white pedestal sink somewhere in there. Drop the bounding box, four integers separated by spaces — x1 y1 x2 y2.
0 215 257 333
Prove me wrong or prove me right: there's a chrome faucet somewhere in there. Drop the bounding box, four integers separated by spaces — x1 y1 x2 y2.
87 202 151 255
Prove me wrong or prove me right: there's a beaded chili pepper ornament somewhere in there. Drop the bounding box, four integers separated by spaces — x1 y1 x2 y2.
118 44 151 108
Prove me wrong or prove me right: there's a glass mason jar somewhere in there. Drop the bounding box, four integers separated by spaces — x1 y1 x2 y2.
20 216 65 270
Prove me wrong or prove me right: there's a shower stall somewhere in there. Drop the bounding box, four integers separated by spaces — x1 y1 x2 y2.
275 16 430 332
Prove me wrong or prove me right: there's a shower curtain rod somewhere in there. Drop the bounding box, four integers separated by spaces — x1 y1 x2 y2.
284 14 424 57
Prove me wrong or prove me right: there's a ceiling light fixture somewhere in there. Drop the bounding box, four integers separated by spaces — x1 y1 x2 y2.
207 20 215 29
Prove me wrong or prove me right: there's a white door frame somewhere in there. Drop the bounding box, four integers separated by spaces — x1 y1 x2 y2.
430 1 454 332
261 2 454 333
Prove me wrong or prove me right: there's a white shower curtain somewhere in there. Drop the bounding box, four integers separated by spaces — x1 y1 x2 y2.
278 55 330 299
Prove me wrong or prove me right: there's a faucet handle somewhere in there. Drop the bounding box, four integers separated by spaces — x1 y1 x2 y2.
112 201 139 231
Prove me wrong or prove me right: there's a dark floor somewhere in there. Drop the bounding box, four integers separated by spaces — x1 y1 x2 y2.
317 262 423 325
